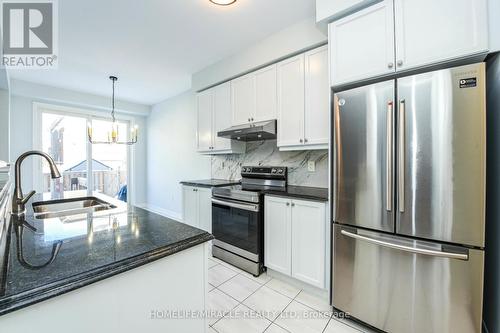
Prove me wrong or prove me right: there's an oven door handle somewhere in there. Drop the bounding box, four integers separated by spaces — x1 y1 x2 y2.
211 198 260 212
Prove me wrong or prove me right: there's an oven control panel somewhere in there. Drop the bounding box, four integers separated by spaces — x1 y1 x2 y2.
241 166 287 179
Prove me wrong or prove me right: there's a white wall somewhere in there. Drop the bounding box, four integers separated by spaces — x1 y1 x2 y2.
192 17 327 92
11 79 150 116
146 91 211 219
489 0 500 53
0 68 10 162
146 17 327 218
9 81 148 205
315 0 380 23
0 89 10 163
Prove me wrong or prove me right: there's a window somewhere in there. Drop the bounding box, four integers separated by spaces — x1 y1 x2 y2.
35 104 131 202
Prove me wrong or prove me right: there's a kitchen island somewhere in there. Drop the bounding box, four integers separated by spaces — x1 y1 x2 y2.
0 190 213 332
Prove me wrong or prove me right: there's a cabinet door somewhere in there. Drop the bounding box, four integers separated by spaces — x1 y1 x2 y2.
231 73 256 126
394 0 488 72
329 0 395 86
264 196 292 275
304 46 329 147
197 90 213 152
277 54 305 148
182 186 199 227
291 199 326 288
212 82 232 151
255 64 277 122
197 187 212 233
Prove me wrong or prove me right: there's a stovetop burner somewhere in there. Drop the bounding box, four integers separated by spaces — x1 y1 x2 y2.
212 166 287 203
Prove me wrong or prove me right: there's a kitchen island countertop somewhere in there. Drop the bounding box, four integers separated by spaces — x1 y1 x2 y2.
0 191 213 316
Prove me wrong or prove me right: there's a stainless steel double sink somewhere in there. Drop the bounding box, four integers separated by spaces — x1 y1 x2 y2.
32 197 117 219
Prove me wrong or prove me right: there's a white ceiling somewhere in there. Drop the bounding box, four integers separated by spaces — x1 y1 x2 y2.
8 0 316 106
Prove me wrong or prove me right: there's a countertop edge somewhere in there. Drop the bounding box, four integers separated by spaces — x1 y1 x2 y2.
180 179 240 188
264 192 329 202
263 186 329 202
0 232 214 317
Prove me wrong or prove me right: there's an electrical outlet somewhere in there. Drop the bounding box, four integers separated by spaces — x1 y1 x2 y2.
308 161 316 172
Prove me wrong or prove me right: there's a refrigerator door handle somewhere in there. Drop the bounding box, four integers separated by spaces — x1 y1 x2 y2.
340 230 469 261
386 101 394 211
398 99 406 212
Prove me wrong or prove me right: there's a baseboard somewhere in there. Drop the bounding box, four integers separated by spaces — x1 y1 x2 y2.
135 203 183 222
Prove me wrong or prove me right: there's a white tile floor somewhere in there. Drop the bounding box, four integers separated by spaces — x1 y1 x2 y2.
207 257 376 333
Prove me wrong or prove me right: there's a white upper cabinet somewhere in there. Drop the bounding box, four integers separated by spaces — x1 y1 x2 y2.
212 82 232 151
254 64 278 122
277 54 305 148
394 0 488 71
231 73 256 125
304 46 330 146
197 84 245 154
196 90 213 152
329 0 395 86
231 64 277 126
329 0 489 86
316 0 380 23
278 46 330 150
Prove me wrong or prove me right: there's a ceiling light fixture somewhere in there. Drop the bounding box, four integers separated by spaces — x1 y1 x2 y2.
87 76 138 145
209 0 237 6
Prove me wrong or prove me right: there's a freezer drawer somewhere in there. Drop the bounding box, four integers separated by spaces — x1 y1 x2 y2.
332 224 484 333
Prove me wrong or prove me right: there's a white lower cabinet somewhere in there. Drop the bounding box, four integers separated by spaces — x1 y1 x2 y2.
182 185 212 232
264 196 292 275
197 187 212 233
264 195 327 289
291 199 326 288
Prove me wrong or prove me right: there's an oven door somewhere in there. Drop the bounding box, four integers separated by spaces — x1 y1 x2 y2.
211 197 261 261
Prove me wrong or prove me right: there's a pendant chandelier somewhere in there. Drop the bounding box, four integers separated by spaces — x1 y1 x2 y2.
87 76 138 145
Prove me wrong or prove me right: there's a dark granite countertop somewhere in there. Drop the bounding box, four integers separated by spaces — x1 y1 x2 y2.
180 179 241 188
264 185 329 202
0 191 213 316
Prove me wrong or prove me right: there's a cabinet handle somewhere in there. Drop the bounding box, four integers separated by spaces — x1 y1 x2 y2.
388 62 394 69
251 117 254 121
248 118 251 122
291 203 295 207
286 202 290 206
299 139 303 143
397 60 403 67
304 138 308 143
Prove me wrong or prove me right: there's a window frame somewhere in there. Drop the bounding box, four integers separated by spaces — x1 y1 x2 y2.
32 102 136 203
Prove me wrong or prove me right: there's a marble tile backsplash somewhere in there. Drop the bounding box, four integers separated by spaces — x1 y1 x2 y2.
211 140 329 188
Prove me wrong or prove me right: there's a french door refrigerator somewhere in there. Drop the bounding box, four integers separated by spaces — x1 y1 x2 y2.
332 63 486 333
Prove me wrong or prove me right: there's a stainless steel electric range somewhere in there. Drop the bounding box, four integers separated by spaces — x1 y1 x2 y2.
211 166 287 276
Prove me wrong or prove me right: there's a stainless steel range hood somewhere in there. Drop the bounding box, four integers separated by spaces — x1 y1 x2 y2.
217 120 276 142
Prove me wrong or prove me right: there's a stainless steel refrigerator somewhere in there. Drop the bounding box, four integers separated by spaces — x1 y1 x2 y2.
331 63 486 333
